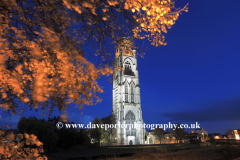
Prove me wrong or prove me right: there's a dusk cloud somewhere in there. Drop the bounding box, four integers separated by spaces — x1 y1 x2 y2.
160 96 240 122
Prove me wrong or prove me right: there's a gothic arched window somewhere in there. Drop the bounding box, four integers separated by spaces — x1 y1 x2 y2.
125 110 136 137
124 61 134 76
125 83 128 103
131 84 134 103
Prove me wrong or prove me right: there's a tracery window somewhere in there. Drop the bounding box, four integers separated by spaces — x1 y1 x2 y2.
125 110 136 137
124 61 134 76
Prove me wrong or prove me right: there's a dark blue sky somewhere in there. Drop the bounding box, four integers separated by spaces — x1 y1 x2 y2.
1 0 240 135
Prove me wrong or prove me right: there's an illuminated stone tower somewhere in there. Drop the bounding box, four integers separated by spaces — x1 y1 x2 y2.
112 38 145 145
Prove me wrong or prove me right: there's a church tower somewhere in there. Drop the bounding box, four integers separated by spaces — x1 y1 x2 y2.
112 38 145 145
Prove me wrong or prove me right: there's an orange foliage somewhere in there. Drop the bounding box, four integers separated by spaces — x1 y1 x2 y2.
0 0 187 121
0 0 113 120
125 0 189 46
0 129 47 159
63 0 188 47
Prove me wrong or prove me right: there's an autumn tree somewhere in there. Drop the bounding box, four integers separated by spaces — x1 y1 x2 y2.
0 0 188 157
0 0 188 121
17 117 58 153
154 127 164 144
0 126 47 159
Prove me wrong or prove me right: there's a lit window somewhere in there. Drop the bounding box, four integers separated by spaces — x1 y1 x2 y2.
124 61 134 76
125 110 136 137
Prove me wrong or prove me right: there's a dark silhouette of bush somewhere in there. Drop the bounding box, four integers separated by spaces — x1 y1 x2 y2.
57 127 79 149
77 129 91 145
89 117 103 146
0 125 47 159
17 116 58 153
190 138 201 145
18 116 91 152
56 122 90 149
209 136 216 145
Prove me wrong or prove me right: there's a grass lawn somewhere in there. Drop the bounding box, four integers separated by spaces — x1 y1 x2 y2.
46 144 200 160
103 144 199 154
46 144 240 160
111 145 240 160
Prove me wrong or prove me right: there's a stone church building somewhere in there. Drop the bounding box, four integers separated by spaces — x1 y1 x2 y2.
111 38 145 145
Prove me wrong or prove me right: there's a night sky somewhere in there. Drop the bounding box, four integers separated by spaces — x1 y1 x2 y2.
1 0 240 135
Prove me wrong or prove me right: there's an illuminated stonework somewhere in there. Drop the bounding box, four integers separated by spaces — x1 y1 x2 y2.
115 38 134 59
111 38 145 145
